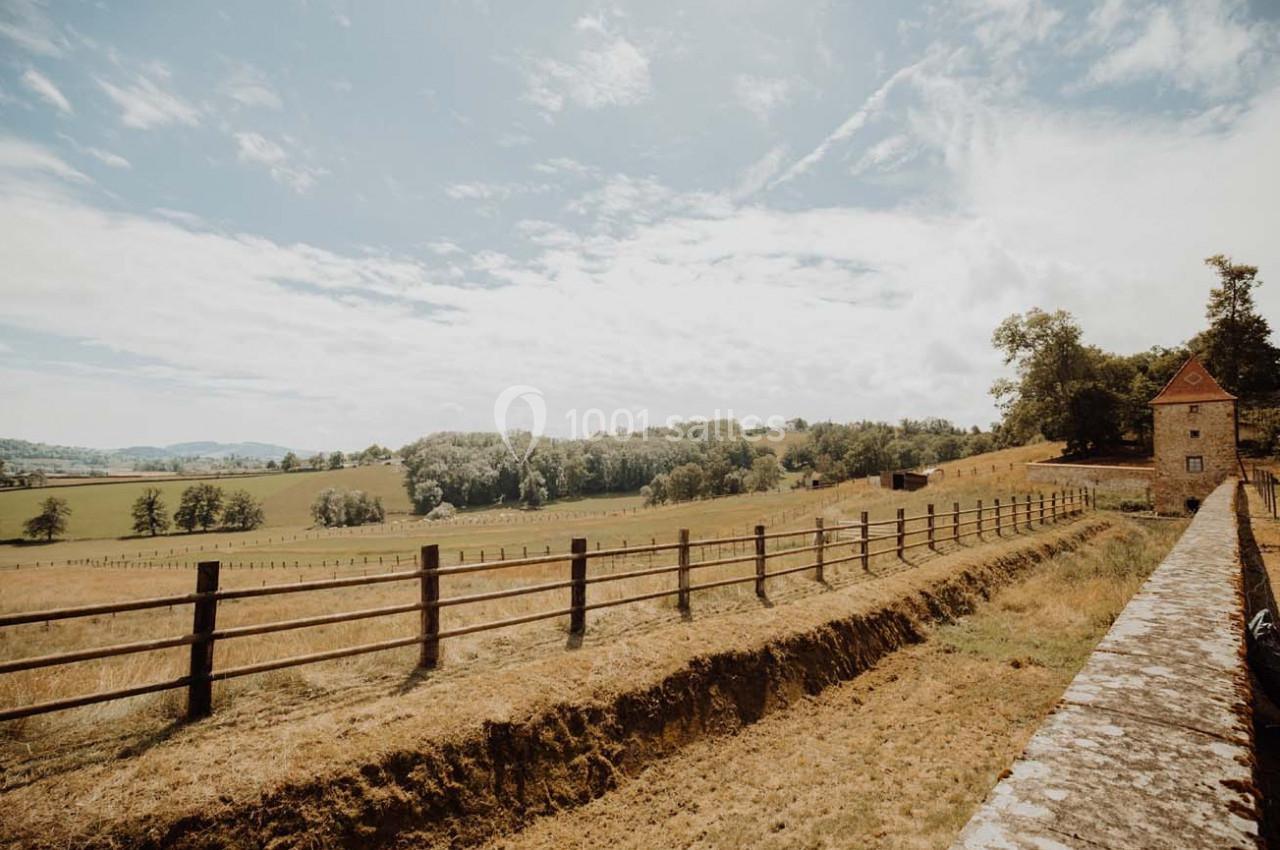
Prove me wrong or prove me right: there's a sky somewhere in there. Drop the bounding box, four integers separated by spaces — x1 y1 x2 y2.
1 0 1278 451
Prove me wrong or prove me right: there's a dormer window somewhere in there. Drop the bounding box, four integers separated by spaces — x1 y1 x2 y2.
1188 404 1199 414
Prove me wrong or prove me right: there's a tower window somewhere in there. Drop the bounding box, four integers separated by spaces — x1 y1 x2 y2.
1190 429 1200 438
1188 404 1200 414
1186 456 1204 473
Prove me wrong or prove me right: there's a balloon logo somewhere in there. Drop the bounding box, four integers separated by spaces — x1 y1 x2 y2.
493 385 546 462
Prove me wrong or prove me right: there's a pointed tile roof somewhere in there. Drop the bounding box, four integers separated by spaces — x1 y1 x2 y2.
1150 355 1236 405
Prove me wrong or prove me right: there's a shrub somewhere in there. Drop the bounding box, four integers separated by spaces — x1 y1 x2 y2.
425 502 457 521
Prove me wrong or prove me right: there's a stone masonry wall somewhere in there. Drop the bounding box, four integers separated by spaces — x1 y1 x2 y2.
951 480 1257 850
1025 461 1153 494
1153 399 1237 515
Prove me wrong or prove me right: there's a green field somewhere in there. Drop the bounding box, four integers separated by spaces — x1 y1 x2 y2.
0 465 412 540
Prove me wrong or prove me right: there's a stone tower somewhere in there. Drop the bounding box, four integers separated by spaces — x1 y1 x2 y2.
1150 355 1237 514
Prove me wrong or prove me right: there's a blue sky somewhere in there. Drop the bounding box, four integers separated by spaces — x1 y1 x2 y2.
1 0 1278 450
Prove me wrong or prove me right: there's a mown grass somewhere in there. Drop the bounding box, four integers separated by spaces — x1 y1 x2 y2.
0 465 411 540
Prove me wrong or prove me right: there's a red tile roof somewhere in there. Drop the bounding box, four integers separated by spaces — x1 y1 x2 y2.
1149 355 1236 405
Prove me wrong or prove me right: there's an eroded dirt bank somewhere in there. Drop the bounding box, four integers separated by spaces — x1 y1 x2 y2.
1 519 1111 850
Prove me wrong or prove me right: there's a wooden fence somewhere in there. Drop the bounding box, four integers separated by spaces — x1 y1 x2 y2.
0 488 1092 723
1253 464 1278 518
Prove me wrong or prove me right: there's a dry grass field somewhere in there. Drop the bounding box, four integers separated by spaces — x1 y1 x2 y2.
0 445 1060 740
479 519 1184 850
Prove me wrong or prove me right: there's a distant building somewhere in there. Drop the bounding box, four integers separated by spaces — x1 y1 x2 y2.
879 469 930 491
1150 355 1238 515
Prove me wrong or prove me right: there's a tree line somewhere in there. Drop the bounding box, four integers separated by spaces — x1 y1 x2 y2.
781 418 996 481
19 483 267 543
992 255 1280 456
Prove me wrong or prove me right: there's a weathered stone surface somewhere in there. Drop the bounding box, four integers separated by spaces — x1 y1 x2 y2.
952 480 1258 850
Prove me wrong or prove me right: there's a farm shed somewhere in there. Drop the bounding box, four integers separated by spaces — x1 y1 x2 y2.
878 469 930 491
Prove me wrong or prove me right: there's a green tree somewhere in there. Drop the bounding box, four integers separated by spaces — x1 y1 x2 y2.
519 464 548 509
280 452 299 472
222 490 265 531
991 309 1093 445
746 455 781 492
1192 254 1279 399
174 483 224 532
24 497 70 541
328 451 345 470
130 487 170 536
667 463 705 501
307 453 326 471
311 488 345 527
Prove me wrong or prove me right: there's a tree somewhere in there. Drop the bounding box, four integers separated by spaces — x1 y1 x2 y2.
280 452 299 472
130 487 170 536
222 490 265 531
311 488 345 527
746 456 781 492
667 463 705 502
1192 255 1279 399
519 464 547 509
328 451 345 470
307 453 326 471
265 459 278 470
174 483 224 532
24 497 70 541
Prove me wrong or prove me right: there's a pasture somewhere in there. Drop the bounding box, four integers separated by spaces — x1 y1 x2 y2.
0 464 411 541
0 443 1061 741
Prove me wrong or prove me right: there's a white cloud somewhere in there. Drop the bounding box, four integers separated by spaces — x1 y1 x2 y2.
0 0 67 56
426 240 463 255
772 59 924 186
849 134 915 177
21 68 71 113
734 75 792 121
1080 0 1269 96
97 72 200 129
0 136 89 183
84 147 131 169
533 157 599 177
444 180 552 202
733 145 788 199
234 131 287 165
233 131 326 193
524 22 652 114
221 63 283 109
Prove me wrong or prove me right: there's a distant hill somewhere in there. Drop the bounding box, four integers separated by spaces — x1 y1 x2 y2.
0 438 316 470
116 441 313 461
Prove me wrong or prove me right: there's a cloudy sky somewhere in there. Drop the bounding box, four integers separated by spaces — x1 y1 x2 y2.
1 0 1278 450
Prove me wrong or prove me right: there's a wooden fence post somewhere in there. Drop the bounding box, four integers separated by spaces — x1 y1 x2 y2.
570 538 587 635
677 529 690 612
187 560 220 721
977 499 984 537
814 517 825 582
1051 491 1057 520
754 525 766 597
1039 492 1045 524
927 504 936 551
860 512 869 571
1026 494 1033 530
420 545 439 669
953 501 960 542
896 508 905 558
994 498 1002 536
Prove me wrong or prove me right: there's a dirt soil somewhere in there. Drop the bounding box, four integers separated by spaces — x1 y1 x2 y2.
0 518 1111 850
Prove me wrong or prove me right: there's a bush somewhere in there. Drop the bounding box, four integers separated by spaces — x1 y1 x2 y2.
425 502 457 521
311 487 384 527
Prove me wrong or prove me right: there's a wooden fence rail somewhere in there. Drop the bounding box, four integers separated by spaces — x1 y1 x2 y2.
1253 465 1277 518
0 488 1091 723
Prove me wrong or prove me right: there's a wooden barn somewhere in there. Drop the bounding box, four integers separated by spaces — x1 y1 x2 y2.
879 469 930 491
